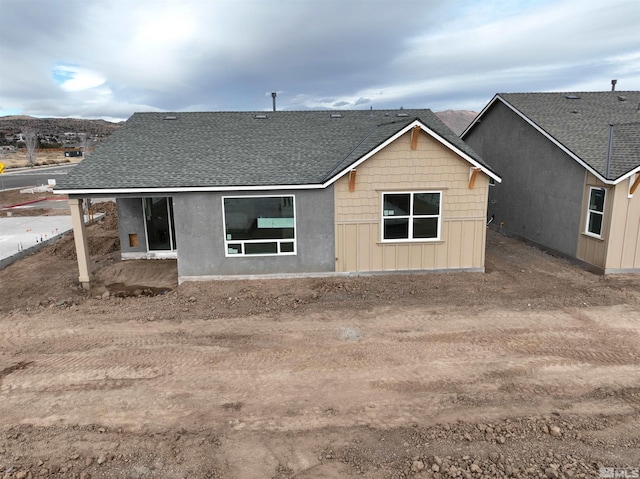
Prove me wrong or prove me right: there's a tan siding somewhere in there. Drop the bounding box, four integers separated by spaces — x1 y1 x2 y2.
357 223 372 269
334 130 488 272
605 176 640 271
447 221 463 268
397 245 410 270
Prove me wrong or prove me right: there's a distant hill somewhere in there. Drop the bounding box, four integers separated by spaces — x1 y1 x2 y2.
435 110 477 136
0 116 121 140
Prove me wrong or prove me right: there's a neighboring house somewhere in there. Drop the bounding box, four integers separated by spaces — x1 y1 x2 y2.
55 110 500 288
462 91 640 274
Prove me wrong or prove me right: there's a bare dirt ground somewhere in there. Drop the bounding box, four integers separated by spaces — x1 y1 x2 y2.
1 193 639 478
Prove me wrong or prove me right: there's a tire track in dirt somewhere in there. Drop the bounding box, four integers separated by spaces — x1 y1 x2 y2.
392 319 640 367
505 343 640 365
481 358 580 380
0 361 32 388
369 378 466 394
1 341 226 393
284 340 489 372
587 386 640 410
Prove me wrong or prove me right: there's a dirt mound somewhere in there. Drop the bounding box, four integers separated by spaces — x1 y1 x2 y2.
91 200 118 230
45 201 120 260
93 259 178 296
46 234 120 260
0 199 121 313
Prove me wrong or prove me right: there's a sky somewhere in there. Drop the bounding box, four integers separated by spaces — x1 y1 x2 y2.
0 0 638 122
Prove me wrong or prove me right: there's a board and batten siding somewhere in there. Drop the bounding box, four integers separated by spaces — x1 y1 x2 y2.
334 129 489 273
605 173 640 273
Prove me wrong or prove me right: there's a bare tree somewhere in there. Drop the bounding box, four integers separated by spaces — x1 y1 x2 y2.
78 132 90 158
22 127 38 167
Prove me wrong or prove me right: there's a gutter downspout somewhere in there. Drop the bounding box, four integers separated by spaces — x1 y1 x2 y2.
602 124 614 273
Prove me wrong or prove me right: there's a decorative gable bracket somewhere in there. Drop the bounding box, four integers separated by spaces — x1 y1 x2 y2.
469 167 482 189
410 126 420 150
349 169 357 192
629 173 640 198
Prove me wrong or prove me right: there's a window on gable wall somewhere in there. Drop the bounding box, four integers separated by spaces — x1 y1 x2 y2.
223 195 296 256
382 191 441 241
585 187 605 238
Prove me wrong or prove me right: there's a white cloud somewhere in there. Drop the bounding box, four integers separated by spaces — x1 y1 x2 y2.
52 65 106 92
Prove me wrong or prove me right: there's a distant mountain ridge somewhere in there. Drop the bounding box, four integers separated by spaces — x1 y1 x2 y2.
434 110 477 135
0 109 477 141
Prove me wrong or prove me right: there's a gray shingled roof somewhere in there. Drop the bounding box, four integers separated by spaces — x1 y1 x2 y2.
56 109 493 191
496 92 640 181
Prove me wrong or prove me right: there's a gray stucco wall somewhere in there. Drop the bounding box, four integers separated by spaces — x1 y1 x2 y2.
117 197 148 254
464 101 585 257
173 187 335 277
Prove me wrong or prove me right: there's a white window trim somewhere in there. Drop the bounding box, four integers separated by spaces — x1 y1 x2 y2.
380 191 442 243
222 194 297 257
584 186 606 239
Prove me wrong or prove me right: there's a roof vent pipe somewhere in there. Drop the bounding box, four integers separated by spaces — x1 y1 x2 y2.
605 123 613 179
611 79 617 91
271 92 277 112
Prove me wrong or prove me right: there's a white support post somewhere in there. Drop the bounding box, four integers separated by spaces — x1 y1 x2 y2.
68 198 91 290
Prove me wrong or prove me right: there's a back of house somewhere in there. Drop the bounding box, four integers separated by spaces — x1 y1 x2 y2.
55 109 500 287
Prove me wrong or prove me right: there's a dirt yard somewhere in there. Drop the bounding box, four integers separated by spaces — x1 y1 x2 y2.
0 194 639 479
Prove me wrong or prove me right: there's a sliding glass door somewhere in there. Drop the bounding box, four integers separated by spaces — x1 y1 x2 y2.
143 197 176 251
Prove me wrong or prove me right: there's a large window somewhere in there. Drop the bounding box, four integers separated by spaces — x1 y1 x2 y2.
223 195 296 256
382 191 441 241
585 187 605 238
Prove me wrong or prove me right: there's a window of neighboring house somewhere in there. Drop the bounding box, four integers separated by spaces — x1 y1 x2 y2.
381 191 441 241
223 195 296 256
585 187 606 238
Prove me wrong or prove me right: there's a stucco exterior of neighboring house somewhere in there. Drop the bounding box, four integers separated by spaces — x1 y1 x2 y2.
462 91 640 274
55 110 500 288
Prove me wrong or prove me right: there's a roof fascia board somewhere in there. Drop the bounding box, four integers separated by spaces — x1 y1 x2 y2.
53 183 323 196
616 165 640 184
461 94 500 137
417 120 502 183
480 95 614 185
322 119 501 188
321 121 414 187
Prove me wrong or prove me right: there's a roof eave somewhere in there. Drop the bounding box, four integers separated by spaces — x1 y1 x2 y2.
614 165 640 185
53 183 325 195
461 94 501 138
